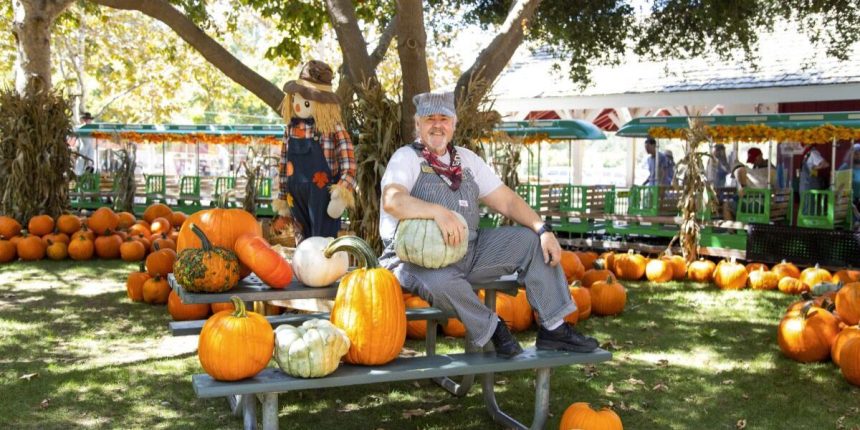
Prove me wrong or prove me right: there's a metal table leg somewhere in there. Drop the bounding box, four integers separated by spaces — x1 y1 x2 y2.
429 318 478 397
481 368 552 430
227 394 243 416
259 393 279 430
242 392 257 430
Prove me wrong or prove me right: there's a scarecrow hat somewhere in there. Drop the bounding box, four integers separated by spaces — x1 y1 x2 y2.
282 60 341 104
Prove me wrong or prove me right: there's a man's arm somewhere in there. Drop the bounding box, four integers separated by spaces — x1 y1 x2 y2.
480 185 561 266
382 183 467 246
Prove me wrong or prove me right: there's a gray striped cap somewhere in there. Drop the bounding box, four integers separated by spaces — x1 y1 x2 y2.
413 91 456 117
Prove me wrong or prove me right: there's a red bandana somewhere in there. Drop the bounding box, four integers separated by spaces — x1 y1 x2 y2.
413 142 462 191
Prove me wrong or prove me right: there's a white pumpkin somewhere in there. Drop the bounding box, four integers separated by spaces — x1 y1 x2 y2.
292 236 349 287
274 319 350 378
394 212 468 269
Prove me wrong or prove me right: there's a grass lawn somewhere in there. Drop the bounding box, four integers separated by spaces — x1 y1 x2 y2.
2 260 860 429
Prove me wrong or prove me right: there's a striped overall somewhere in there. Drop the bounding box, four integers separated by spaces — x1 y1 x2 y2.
380 151 576 348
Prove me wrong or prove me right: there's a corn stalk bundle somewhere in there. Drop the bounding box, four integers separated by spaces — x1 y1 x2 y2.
0 88 73 222
671 117 717 261
453 74 500 157
111 140 137 212
237 146 278 214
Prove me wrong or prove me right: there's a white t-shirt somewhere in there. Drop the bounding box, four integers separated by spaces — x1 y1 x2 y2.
379 145 503 241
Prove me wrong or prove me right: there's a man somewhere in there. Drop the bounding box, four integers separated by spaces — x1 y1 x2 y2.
799 144 830 193
378 91 598 358
642 137 671 186
75 112 96 175
734 147 776 190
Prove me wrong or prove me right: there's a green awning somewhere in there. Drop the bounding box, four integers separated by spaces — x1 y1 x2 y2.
616 112 860 137
495 119 606 140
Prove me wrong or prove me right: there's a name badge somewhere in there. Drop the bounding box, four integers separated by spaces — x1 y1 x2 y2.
421 165 434 173
459 200 469 208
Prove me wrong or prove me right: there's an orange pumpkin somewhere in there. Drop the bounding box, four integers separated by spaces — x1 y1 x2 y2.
799 264 832 288
170 211 187 229
569 282 592 321
442 318 467 338
27 215 54 237
120 238 146 262
128 223 152 240
0 236 16 263
151 233 176 252
142 275 171 304
714 258 748 290
56 214 82 235
613 250 646 281
558 402 623 430
645 258 673 283
834 269 860 284
176 206 261 254
590 277 627 316
832 325 860 367
839 337 860 386
198 296 274 381
582 269 616 287
71 224 95 241
167 289 211 321
560 250 585 282
0 216 22 238
661 254 687 280
117 211 136 229
744 262 768 273
575 251 599 270
327 236 406 365
405 295 431 339
777 302 839 362
45 240 68 260
94 233 123 259
507 289 534 332
16 232 46 261
68 235 95 260
126 263 150 302
748 268 779 290
143 203 173 224
598 252 615 273
772 260 801 280
149 217 173 235
88 207 119 235
42 232 69 246
687 259 716 282
836 282 860 326
210 301 236 314
778 277 809 295
234 234 293 289
145 242 177 277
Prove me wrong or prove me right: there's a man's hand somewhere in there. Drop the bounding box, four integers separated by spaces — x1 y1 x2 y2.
433 207 467 247
540 231 561 267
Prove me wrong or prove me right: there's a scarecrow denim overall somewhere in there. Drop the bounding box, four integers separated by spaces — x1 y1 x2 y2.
287 129 340 239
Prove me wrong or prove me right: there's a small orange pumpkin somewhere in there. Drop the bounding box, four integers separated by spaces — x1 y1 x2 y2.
569 281 592 321
645 258 673 283
590 276 627 316
560 250 585 282
772 260 801 280
661 254 687 280
88 207 120 235
28 215 54 237
198 296 274 381
0 236 16 263
714 258 748 290
149 217 173 235
126 263 150 302
839 337 860 386
0 216 22 238
142 275 171 304
778 277 810 295
558 402 623 430
94 233 123 259
145 242 177 277
687 259 716 283
167 289 211 321
799 264 832 288
68 235 95 260
405 295 431 339
748 268 779 290
613 250 646 281
143 203 173 224
442 318 467 338
120 238 147 262
834 269 860 284
16 232 46 261
45 239 68 260
832 325 860 367
210 301 235 314
582 269 616 287
117 211 137 229
777 302 839 363
56 214 82 235
835 282 860 326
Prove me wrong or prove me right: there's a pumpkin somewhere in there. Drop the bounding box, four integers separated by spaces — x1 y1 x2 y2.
777 302 839 362
274 319 350 378
748 268 779 290
661 254 687 280
745 262 769 273
575 251 599 270
582 269 616 287
405 295 432 339
834 269 860 284
836 282 860 326
88 207 119 235
56 214 81 235
170 211 187 229
142 275 171 304
560 251 585 282
326 236 406 365
598 252 615 273
0 216 22 238
211 301 236 313
128 223 152 240
167 290 211 321
714 258 748 290
0 236 16 263
393 213 468 269
145 242 177 277
173 224 240 293
840 337 860 386
613 250 646 281
71 224 95 241
590 276 627 316
558 402 623 430
234 234 293 288
151 233 176 251
687 258 716 282
68 235 95 260
772 260 801 280
508 289 534 332
291 236 349 287
143 203 173 224
120 238 146 262
832 326 860 367
16 232 45 261
117 211 136 229
199 296 274 381
442 318 467 337
645 258 673 283
149 217 173 235
94 233 123 259
42 232 69 245
28 215 54 237
799 264 832 288
45 240 68 260
127 263 150 302
778 277 810 295
566 281 591 323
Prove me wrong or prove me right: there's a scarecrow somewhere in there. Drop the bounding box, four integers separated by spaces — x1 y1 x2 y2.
272 60 356 242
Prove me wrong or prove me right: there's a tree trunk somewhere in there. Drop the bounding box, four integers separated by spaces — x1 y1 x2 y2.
12 0 74 96
91 0 285 112
324 0 379 96
395 0 430 143
335 15 398 105
455 0 542 107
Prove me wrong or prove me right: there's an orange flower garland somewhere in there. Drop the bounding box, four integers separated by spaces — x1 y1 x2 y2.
89 131 282 146
648 124 860 144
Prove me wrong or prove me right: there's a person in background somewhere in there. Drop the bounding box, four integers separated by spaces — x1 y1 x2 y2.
851 143 860 227
799 144 830 193
663 150 676 185
707 144 731 187
75 112 95 175
642 137 671 186
734 147 776 190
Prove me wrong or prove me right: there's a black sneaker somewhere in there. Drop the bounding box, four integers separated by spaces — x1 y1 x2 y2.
490 318 524 358
536 323 599 353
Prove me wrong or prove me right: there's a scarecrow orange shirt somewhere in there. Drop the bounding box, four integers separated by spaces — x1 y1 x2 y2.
278 120 357 200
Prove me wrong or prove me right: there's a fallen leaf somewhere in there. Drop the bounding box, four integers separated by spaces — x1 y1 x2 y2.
722 379 735 385
582 364 599 379
742 393 749 400
626 377 645 386
19 373 38 381
39 399 50 409
736 418 747 429
600 339 620 350
652 383 669 392
402 408 425 419
605 383 616 394
412 381 421 389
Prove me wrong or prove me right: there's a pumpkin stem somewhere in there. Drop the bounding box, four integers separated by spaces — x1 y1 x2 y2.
230 295 247 318
189 223 213 251
323 235 378 268
217 189 236 209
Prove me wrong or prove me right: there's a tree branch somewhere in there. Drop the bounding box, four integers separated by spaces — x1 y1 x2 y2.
93 80 150 119
335 15 398 103
395 0 430 143
89 0 284 112
455 0 542 105
323 0 378 96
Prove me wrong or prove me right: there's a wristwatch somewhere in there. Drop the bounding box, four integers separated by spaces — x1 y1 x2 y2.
536 223 553 236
